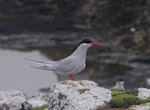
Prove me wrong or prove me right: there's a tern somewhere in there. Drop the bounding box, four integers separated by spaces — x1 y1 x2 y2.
111 79 125 91
26 39 100 80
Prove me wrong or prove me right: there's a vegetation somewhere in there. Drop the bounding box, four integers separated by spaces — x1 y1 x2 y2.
110 89 148 108
111 92 140 108
140 98 150 104
32 105 48 110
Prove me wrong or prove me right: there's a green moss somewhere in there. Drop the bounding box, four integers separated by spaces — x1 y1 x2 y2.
140 98 150 103
110 90 140 108
111 89 125 96
32 105 48 110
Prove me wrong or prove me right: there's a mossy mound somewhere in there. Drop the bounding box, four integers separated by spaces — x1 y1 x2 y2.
32 105 48 110
111 89 125 96
140 98 150 104
110 89 140 108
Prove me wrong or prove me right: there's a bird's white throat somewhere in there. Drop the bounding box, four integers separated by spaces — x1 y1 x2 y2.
71 43 91 61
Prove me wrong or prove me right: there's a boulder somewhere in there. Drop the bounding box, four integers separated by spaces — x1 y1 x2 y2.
0 90 28 110
28 93 48 108
48 80 111 110
138 88 150 100
129 103 150 110
0 89 49 110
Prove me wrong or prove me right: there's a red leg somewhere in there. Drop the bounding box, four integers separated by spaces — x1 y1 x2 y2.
68 74 75 81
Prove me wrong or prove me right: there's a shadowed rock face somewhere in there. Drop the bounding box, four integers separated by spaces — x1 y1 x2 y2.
0 0 149 33
0 0 84 33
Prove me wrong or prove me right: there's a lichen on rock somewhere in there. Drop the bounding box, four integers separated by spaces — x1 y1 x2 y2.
48 80 111 110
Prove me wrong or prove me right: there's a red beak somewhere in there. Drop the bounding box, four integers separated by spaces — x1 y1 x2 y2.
91 42 100 46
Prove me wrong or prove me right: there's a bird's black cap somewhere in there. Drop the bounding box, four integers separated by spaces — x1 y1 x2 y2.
117 79 124 81
80 39 93 44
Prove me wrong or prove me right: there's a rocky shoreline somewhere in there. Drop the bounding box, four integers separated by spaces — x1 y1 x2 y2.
0 80 150 110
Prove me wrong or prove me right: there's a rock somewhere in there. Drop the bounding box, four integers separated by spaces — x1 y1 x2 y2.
128 103 150 110
0 90 28 110
146 78 150 86
0 89 48 109
0 0 149 33
20 101 32 110
48 80 111 110
130 27 136 32
28 93 48 108
75 0 148 29
138 88 150 100
133 30 150 54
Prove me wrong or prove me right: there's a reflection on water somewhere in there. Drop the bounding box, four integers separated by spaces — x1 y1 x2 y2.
0 49 58 96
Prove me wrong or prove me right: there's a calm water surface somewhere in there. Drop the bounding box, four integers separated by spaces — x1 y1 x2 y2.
0 48 58 96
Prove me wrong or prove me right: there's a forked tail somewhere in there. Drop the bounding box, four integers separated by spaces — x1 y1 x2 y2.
25 58 55 71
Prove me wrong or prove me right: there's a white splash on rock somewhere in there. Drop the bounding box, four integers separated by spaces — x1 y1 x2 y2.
133 103 150 110
0 90 27 109
28 93 48 108
130 27 136 32
48 80 111 110
138 88 150 100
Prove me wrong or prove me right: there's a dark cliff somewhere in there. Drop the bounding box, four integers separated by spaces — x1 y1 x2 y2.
0 0 149 33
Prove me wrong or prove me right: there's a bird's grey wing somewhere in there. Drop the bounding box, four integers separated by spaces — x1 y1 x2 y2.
25 58 56 65
56 58 76 74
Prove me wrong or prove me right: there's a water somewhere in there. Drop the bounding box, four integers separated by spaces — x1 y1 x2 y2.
0 49 58 96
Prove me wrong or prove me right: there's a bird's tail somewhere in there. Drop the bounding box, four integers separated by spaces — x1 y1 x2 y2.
25 58 56 71
31 65 52 70
25 58 56 64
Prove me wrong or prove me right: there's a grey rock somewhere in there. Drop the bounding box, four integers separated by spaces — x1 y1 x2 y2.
48 80 111 110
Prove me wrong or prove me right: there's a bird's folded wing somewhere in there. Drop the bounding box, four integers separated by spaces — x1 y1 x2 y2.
56 58 76 73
